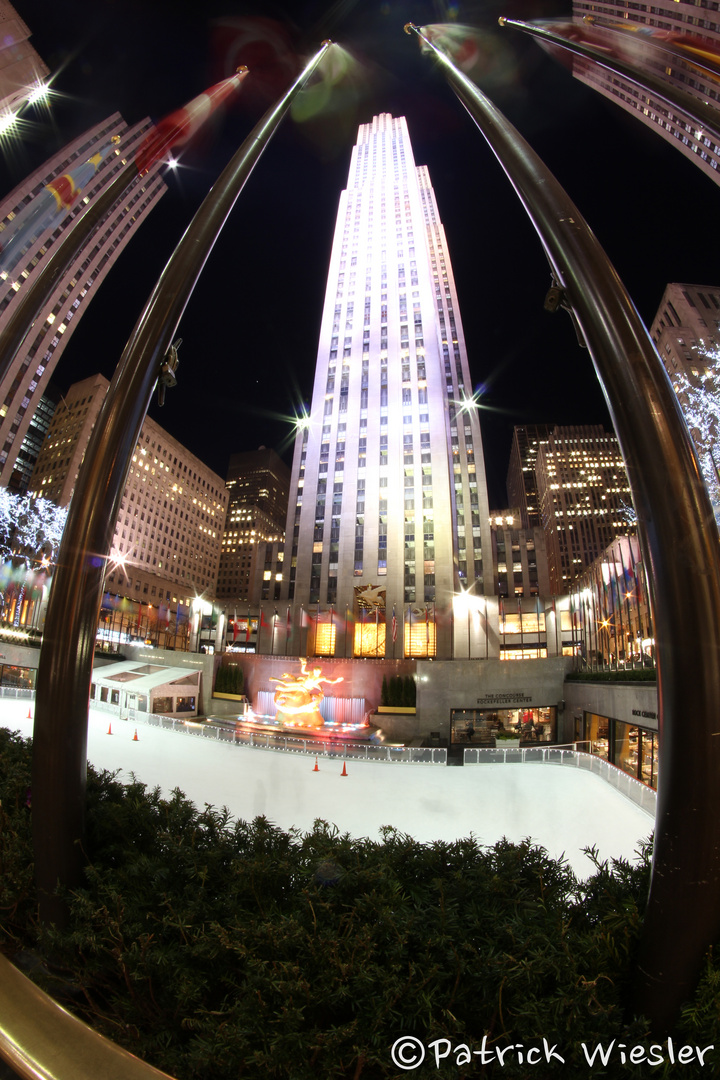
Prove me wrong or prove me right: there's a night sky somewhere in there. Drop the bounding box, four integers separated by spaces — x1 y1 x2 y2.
6 0 719 506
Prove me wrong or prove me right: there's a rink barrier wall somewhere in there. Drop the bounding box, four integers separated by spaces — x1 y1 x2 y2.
83 696 447 764
463 745 656 815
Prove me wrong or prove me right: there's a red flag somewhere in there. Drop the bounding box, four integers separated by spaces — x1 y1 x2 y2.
260 609 269 628
135 70 248 175
246 611 251 642
233 620 238 642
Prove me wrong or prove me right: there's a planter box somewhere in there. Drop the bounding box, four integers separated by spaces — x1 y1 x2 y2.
495 738 521 748
377 705 416 714
213 692 247 702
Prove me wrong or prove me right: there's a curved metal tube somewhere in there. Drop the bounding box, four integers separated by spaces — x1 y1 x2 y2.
0 952 176 1079
499 17 720 143
31 40 333 927
407 23 720 1031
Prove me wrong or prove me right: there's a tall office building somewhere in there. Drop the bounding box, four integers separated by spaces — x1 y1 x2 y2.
535 424 633 593
649 281 720 384
506 423 555 529
0 1 49 115
488 508 551 599
572 2 720 185
7 380 61 494
216 447 290 606
279 114 493 659
0 113 166 488
29 374 228 608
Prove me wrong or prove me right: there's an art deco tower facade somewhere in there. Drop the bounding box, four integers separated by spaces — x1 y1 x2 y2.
571 2 720 185
0 113 166 488
280 114 493 659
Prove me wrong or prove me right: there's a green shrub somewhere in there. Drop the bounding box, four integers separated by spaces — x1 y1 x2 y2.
402 674 416 707
565 668 656 683
1 730 719 1079
215 663 244 695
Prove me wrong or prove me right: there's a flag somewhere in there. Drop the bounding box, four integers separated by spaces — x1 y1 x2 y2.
246 609 251 642
392 605 397 643
260 609 269 629
0 140 119 276
301 606 310 628
233 608 238 642
134 70 248 175
286 606 292 634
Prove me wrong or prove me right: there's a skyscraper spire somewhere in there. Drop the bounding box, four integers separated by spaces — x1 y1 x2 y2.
281 114 492 659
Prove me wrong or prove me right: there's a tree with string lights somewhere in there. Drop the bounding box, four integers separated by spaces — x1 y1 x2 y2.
672 342 720 524
0 493 68 628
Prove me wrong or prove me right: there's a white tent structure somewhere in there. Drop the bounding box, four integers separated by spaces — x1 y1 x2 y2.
91 661 201 719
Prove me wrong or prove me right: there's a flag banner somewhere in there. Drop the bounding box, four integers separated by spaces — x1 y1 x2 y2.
392 605 397 643
0 140 119 276
135 70 248 174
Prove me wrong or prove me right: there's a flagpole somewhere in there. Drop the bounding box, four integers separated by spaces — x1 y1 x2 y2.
31 40 334 927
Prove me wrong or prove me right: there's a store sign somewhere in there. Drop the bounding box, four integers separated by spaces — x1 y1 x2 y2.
632 709 657 720
477 693 533 705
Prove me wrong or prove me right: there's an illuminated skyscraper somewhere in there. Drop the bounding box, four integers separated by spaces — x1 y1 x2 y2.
0 1 49 115
572 1 720 185
535 424 633 594
280 114 493 659
0 113 166 488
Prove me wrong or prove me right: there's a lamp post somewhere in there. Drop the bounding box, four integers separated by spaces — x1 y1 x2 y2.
406 22 720 1031
31 40 334 926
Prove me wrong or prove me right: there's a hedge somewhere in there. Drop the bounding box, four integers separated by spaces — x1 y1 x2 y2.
1 727 719 1079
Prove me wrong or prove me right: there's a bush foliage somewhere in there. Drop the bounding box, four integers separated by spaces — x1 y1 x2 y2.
214 662 244 696
1 728 719 1079
380 674 416 708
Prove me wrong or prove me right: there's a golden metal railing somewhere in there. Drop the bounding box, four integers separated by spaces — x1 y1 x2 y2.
0 953 175 1080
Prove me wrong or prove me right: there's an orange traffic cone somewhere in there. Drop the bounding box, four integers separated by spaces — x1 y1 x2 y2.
313 757 319 772
107 723 112 735
341 760 348 777
26 708 32 720
132 729 139 742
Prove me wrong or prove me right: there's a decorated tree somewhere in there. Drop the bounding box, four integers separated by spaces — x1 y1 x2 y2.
0 493 68 626
672 342 720 524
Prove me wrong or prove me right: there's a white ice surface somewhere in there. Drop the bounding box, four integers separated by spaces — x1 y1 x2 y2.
2 700 654 878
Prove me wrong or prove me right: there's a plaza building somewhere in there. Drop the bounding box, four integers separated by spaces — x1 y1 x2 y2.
571 1 720 185
278 113 494 660
0 113 166 490
649 281 720 385
505 423 555 529
535 424 634 594
6 380 61 494
28 374 228 645
216 447 290 619
0 1 48 116
488 508 551 601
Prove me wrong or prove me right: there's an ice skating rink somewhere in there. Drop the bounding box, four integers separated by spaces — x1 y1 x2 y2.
3 700 654 878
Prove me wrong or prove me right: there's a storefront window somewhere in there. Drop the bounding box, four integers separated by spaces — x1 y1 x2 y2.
450 707 557 744
614 722 658 789
153 696 173 714
176 696 196 713
0 665 36 689
586 713 610 758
